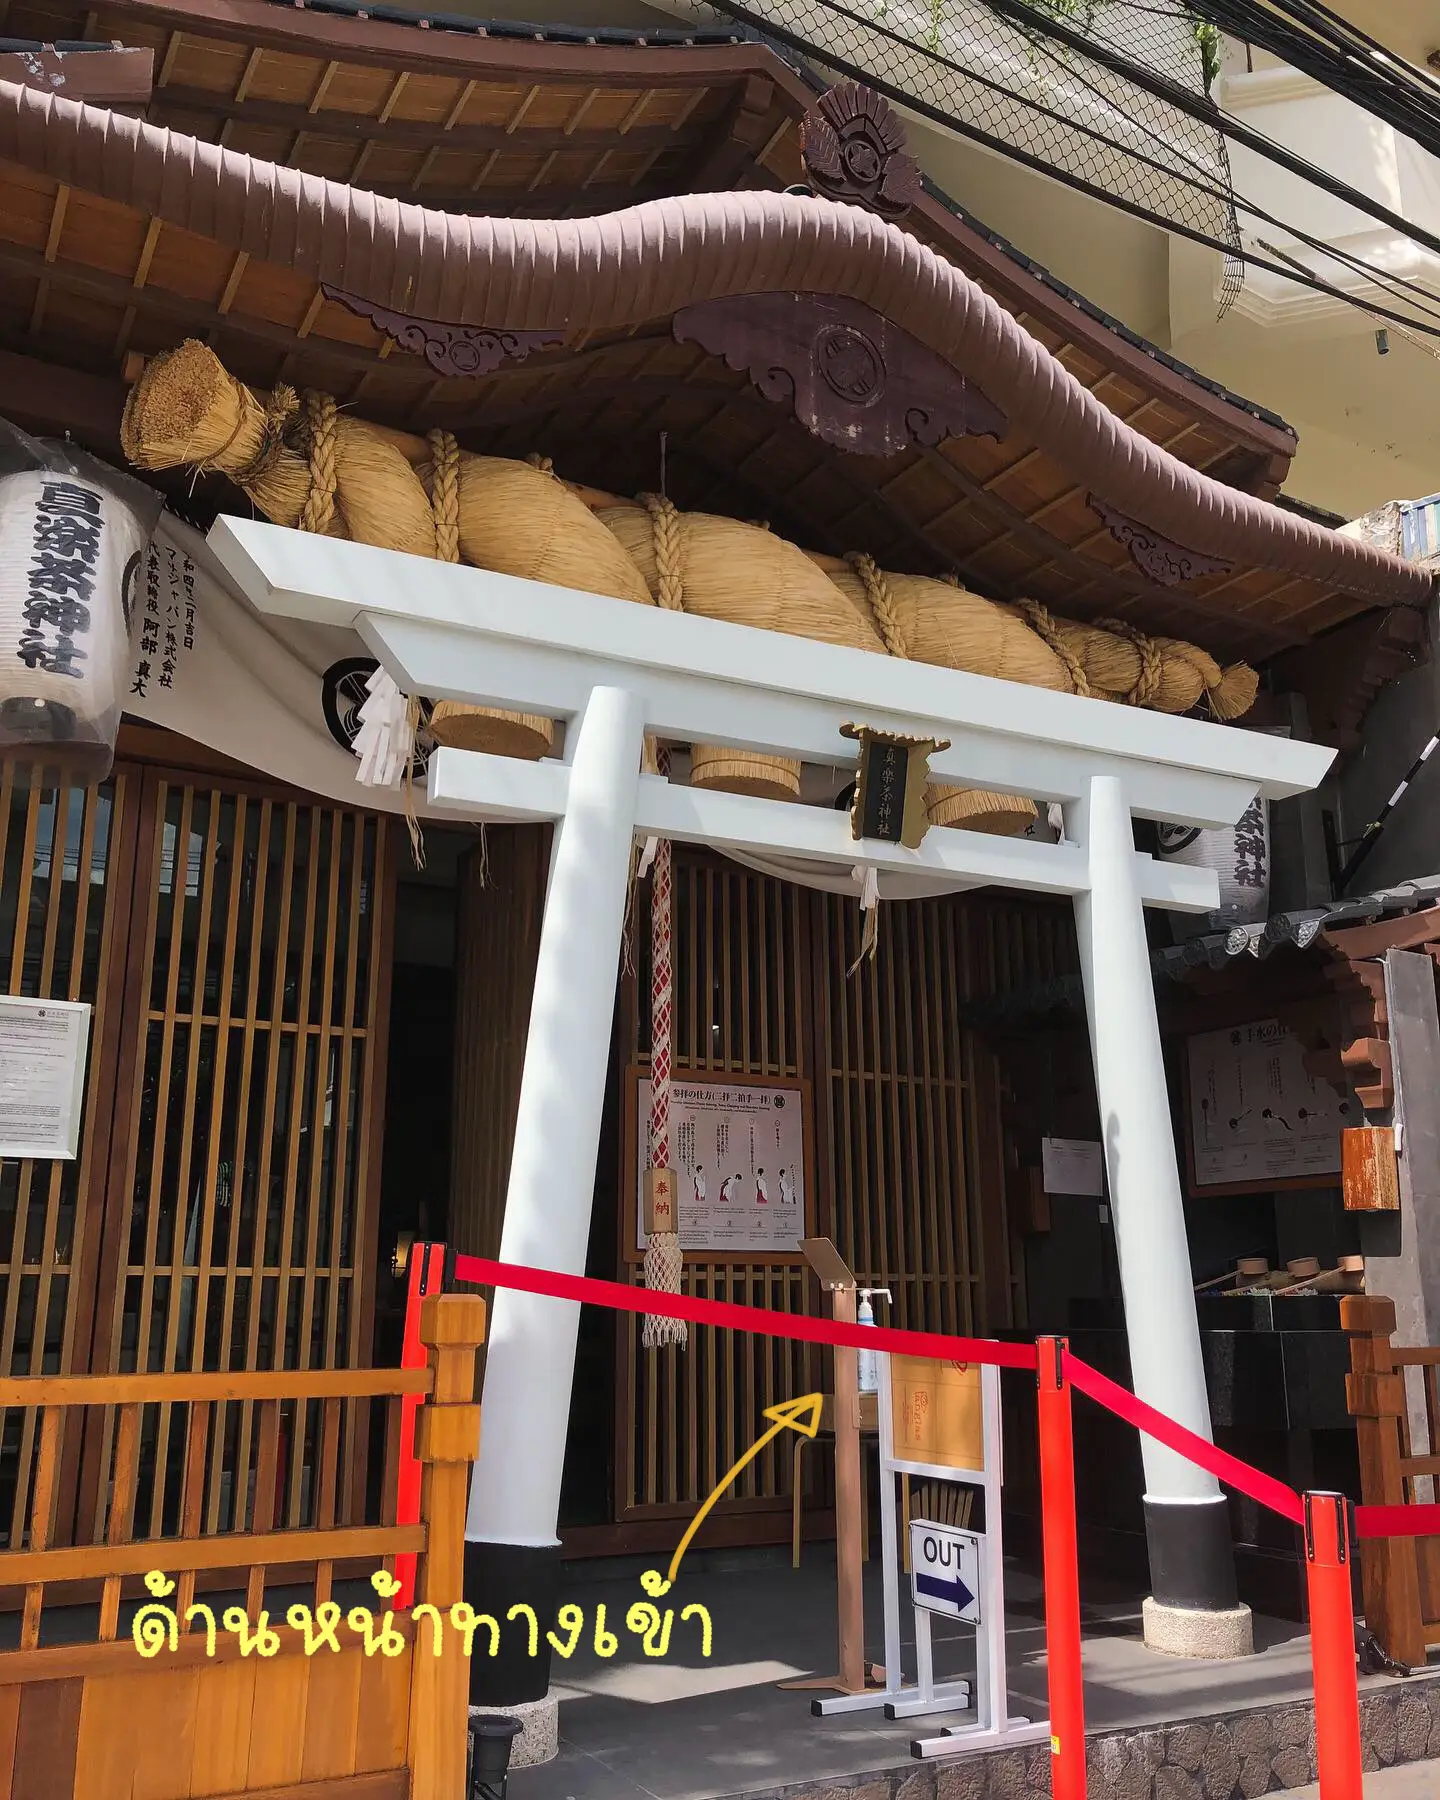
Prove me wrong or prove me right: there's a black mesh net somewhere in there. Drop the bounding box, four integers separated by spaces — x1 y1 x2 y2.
710 0 1244 314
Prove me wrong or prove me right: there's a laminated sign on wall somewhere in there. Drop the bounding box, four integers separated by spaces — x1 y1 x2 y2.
0 996 91 1160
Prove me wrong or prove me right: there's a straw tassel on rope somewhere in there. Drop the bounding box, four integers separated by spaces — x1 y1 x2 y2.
642 746 686 1350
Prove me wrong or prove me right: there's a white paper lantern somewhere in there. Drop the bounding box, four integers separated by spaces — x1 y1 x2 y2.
1156 794 1270 924
0 468 146 780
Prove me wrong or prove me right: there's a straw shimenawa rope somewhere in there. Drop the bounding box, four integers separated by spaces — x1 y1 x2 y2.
1095 616 1163 709
1017 599 1092 698
638 492 801 798
845 550 1037 835
640 493 686 614
429 429 462 566
119 341 1264 821
845 552 908 660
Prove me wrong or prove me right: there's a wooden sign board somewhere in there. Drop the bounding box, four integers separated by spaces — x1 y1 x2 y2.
1342 1126 1400 1212
1185 1019 1360 1195
624 1068 813 1263
889 1354 984 1474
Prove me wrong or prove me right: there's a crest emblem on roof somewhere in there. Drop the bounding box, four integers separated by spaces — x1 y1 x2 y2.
800 82 923 222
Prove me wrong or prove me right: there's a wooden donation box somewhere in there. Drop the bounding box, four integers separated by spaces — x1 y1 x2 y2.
890 1355 985 1473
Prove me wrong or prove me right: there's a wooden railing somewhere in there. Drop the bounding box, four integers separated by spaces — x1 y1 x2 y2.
0 1292 485 1800
1343 1295 1439 1667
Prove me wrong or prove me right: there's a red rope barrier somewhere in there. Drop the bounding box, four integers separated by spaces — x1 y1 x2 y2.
450 1252 1440 1542
1062 1352 1306 1526
1356 1502 1440 1539
451 1251 1041 1370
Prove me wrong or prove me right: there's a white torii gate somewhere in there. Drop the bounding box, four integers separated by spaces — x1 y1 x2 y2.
211 516 1334 1666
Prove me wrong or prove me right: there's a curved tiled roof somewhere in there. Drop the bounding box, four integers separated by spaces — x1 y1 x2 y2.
254 0 1301 438
6 0 1303 470
0 77 1428 608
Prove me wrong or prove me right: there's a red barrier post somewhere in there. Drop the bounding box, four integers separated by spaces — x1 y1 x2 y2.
1037 1337 1086 1800
394 1241 447 1608
1304 1491 1363 1800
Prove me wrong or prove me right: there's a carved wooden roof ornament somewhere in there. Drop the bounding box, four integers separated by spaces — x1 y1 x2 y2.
800 82 923 222
673 292 1007 459
321 285 564 377
1087 494 1234 587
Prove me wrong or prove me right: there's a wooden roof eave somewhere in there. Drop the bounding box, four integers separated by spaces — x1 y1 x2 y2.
0 78 1417 615
72 0 1295 479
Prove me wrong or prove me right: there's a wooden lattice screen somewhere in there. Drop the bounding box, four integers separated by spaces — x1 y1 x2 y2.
618 851 1056 1522
621 856 818 1520
0 762 397 1552
0 764 138 1549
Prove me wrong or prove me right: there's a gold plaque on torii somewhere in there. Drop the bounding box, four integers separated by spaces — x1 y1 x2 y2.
840 724 950 850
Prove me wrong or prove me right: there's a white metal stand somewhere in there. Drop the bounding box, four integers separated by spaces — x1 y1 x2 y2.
813 1356 1048 1761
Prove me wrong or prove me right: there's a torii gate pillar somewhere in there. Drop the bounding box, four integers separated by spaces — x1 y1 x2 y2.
1069 775 1253 1658
462 685 646 1753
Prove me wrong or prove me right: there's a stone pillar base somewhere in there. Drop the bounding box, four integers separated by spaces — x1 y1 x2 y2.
1142 1596 1254 1659
471 1693 559 1769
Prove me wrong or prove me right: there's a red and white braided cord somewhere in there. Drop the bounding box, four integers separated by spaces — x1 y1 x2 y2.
643 747 685 1347
650 831 674 1170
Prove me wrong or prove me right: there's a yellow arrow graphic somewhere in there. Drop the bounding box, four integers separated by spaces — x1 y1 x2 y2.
649 1394 823 1594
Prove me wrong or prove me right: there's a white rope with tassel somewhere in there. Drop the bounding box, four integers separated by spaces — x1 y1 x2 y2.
643 749 686 1350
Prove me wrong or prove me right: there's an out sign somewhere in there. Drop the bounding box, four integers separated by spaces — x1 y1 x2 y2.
909 1519 982 1623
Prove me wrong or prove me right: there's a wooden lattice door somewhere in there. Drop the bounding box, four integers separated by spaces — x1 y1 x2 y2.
0 763 140 1547
77 766 396 1539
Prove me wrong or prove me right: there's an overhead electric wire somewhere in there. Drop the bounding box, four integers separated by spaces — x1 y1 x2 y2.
718 0 1440 337
1182 0 1440 153
971 0 1440 269
1018 21 1440 331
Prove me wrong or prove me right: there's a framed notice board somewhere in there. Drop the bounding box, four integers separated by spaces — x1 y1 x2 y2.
1184 1018 1360 1196
623 1067 814 1263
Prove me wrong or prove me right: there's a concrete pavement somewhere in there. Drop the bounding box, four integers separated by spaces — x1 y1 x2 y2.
1292 1764 1440 1796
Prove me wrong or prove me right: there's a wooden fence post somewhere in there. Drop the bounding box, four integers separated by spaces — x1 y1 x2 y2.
409 1292 487 1800
1342 1295 1424 1667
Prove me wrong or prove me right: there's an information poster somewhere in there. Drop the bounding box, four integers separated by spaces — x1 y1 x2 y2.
1187 1018 1357 1190
0 997 92 1160
634 1076 807 1255
889 1355 985 1474
1041 1137 1104 1197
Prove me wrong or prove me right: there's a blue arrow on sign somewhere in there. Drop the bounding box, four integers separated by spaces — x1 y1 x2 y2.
915 1571 974 1613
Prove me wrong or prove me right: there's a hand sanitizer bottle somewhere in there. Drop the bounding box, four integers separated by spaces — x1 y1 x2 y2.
856 1287 891 1394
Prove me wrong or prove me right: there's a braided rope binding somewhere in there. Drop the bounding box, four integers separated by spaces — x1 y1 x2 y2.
298 391 338 536
1017 598 1091 698
639 493 686 612
1095 615 1164 708
845 550 909 659
643 744 685 1350
428 429 462 564
219 383 299 488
